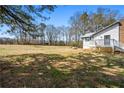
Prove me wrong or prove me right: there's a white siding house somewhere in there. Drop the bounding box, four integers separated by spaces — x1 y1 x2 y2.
82 22 124 52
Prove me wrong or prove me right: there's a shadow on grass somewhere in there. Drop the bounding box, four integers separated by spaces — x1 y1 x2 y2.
0 52 124 87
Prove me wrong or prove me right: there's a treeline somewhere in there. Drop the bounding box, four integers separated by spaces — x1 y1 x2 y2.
0 38 17 44
0 6 123 47
1 25 73 46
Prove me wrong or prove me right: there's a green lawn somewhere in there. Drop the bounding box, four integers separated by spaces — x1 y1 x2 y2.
0 45 124 87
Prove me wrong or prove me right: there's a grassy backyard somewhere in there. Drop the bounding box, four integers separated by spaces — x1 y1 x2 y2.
0 45 124 87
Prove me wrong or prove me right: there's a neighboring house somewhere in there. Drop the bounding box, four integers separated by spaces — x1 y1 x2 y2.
82 20 124 52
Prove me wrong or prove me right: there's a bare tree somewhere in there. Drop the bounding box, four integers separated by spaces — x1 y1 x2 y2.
45 25 57 45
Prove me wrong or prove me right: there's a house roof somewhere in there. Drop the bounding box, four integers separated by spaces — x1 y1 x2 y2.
82 32 95 38
82 21 121 38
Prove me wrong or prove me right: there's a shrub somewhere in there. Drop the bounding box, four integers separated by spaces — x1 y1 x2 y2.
70 41 82 48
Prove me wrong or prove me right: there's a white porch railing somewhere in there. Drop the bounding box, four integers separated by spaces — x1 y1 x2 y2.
95 39 114 47
84 38 124 52
93 39 124 51
113 40 124 49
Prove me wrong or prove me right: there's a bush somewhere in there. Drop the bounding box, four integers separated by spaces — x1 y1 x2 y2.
70 41 82 48
58 41 65 46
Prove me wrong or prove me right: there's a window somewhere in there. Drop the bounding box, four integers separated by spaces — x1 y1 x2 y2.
85 37 91 41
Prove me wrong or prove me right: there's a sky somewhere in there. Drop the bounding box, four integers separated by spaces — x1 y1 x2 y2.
45 5 124 27
1 5 124 38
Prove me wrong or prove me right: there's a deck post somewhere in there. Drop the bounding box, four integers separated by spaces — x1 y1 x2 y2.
112 39 115 53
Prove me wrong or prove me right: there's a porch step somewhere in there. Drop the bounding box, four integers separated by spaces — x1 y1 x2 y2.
114 46 124 52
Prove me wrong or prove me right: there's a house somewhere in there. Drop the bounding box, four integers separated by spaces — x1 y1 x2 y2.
82 20 124 52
